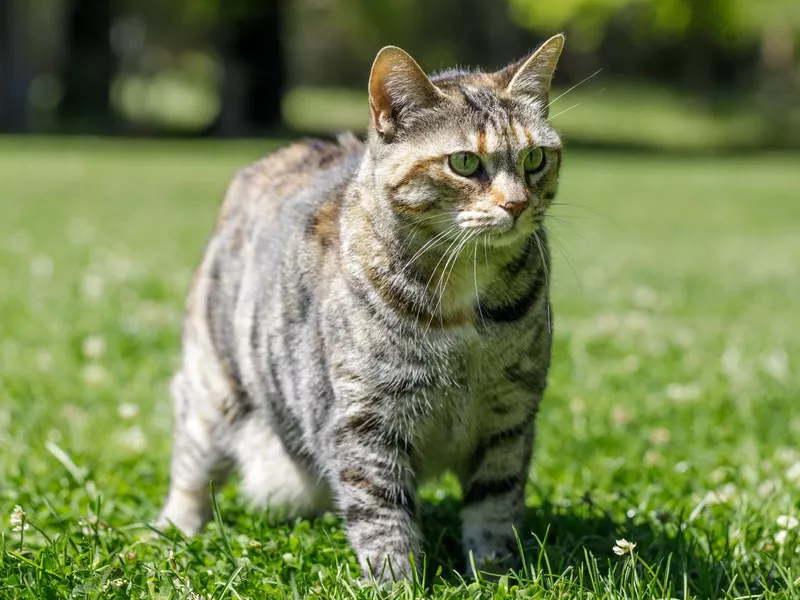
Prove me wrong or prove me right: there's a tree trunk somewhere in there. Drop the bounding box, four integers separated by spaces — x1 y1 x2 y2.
215 0 285 136
59 0 114 132
0 0 31 132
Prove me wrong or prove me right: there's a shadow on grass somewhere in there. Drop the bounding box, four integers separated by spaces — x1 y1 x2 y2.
419 494 766 597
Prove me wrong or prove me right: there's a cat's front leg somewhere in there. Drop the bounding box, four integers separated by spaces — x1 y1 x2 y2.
329 416 420 582
460 409 537 576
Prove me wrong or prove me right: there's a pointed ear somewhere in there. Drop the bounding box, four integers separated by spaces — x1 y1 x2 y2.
496 34 565 105
369 46 443 139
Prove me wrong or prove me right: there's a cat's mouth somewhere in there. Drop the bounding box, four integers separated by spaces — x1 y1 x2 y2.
455 211 515 235
455 211 543 246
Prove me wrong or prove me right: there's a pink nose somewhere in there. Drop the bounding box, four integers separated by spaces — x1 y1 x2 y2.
500 200 527 218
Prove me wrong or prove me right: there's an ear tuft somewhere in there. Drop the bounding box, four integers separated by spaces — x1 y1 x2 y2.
497 34 565 105
368 46 442 139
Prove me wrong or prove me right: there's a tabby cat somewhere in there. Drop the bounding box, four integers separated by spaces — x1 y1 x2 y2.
157 33 565 580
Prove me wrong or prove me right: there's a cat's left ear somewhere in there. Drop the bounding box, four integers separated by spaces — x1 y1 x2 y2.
369 46 444 139
496 33 565 107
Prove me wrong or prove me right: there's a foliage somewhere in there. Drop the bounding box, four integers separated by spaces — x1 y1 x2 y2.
509 0 800 42
1 138 799 598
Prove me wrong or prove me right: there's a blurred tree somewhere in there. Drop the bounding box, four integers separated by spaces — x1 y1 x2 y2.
59 0 116 130
216 0 284 136
130 0 285 135
508 0 800 144
0 0 31 132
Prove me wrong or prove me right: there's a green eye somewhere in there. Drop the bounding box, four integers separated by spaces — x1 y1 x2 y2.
522 147 546 174
448 151 481 177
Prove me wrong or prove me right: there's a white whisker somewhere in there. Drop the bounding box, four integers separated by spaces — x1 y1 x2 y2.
545 225 582 291
421 229 466 325
401 226 456 274
473 242 485 330
547 68 603 108
548 102 581 121
426 230 470 331
546 215 587 239
532 231 551 334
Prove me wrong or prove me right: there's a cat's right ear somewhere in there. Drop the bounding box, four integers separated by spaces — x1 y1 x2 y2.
369 46 443 139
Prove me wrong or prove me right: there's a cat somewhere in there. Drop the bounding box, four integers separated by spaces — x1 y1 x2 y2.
157 33 565 581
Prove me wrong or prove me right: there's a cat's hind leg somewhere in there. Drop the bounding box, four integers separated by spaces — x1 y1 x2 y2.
157 367 236 536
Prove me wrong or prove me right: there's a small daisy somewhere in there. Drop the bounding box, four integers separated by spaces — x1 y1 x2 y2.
82 363 109 386
118 403 140 420
612 538 636 556
10 505 28 532
777 515 799 530
81 335 106 360
120 425 147 452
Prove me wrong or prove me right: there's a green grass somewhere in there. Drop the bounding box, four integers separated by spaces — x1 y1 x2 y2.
1 137 799 599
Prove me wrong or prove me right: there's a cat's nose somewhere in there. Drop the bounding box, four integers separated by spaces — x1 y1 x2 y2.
500 199 528 219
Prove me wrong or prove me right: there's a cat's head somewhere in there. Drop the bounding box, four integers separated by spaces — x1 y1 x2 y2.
366 35 564 249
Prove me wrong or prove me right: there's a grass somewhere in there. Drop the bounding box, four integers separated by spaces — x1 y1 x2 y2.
1 136 799 599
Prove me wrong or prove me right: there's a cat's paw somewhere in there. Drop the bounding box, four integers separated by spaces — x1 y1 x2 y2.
156 489 211 537
359 552 420 583
466 548 519 580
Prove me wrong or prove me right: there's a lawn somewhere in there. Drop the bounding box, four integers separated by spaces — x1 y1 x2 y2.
1 137 799 599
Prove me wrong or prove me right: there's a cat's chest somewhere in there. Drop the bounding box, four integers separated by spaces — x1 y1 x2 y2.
409 337 498 479
412 388 478 480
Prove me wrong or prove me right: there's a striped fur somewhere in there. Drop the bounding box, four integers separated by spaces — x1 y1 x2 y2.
158 34 566 580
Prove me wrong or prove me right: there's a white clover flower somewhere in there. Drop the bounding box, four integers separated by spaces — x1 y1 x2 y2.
761 350 789 382
118 403 140 420
81 335 106 359
786 462 800 482
121 425 147 453
81 273 104 300
622 354 640 373
665 382 702 402
758 479 780 498
650 428 671 445
82 363 109 386
777 515 799 530
35 350 53 372
702 483 737 505
612 538 636 556
632 286 657 308
30 255 54 278
775 529 789 546
79 514 100 536
10 505 28 532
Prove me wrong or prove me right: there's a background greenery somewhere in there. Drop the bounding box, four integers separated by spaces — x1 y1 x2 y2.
1 139 798 598
2 0 799 148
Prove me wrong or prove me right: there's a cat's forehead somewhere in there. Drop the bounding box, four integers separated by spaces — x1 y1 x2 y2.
409 72 560 153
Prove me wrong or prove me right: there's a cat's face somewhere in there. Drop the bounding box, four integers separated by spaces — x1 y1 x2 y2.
367 35 564 250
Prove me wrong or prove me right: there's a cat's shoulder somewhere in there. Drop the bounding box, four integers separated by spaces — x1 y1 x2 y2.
245 133 363 185
218 134 364 227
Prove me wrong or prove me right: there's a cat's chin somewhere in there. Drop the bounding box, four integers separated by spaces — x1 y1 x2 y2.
482 226 535 249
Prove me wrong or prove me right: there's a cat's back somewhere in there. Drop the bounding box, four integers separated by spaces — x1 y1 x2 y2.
181 134 365 431
216 133 365 236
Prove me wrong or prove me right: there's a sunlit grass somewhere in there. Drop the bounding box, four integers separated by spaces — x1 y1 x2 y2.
1 137 799 598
